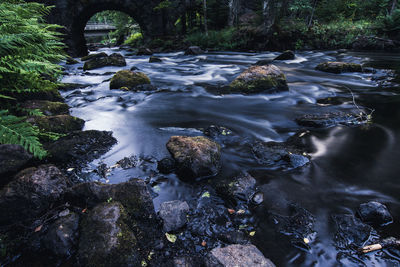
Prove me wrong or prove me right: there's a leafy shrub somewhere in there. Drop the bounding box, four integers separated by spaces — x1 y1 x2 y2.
124 32 143 47
185 28 243 50
378 9 400 40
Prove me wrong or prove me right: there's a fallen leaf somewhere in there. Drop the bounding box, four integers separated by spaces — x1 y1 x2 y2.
82 208 87 213
66 168 74 172
201 240 207 247
34 225 43 232
303 237 310 244
228 208 235 214
165 233 177 243
201 191 211 198
237 209 245 215
249 231 256 236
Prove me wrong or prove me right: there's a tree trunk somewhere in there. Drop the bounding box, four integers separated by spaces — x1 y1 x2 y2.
203 0 208 36
308 0 318 27
390 0 398 15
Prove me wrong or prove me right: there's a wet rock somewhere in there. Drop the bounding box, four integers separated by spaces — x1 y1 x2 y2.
21 100 70 115
316 97 351 105
274 50 295 60
352 36 398 51
133 84 157 91
80 52 108 61
109 70 151 90
254 59 273 66
173 256 194 267
337 49 348 53
157 157 176 174
216 173 257 204
357 201 393 226
0 165 68 226
333 214 373 247
206 244 275 267
202 125 239 146
316 62 363 74
46 130 117 164
27 114 84 134
166 136 221 180
185 46 204 55
83 53 126 70
159 200 190 232
66 57 79 65
78 202 139 267
149 56 162 63
130 66 139 71
229 65 288 94
137 47 153 55
252 141 310 169
0 144 32 180
6 88 63 102
295 112 368 128
251 192 264 205
57 83 91 91
42 212 79 257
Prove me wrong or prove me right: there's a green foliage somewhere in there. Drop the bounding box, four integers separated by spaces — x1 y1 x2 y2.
154 0 172 11
378 8 400 39
0 110 46 159
185 28 243 50
124 32 143 47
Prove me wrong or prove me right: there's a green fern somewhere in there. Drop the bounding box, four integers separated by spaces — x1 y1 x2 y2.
0 110 46 159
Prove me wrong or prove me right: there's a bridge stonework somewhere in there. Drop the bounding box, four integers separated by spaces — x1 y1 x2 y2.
32 0 179 56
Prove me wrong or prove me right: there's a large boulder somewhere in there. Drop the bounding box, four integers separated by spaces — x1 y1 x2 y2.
78 202 139 267
185 46 204 55
274 50 295 60
159 200 190 232
357 201 393 226
315 62 363 74
81 52 108 61
109 70 151 90
229 65 288 94
136 47 153 55
0 144 32 180
46 130 117 164
66 57 79 65
0 165 68 226
352 36 398 51
6 88 63 102
166 136 221 180
27 115 85 134
206 244 275 267
83 53 126 70
21 100 70 116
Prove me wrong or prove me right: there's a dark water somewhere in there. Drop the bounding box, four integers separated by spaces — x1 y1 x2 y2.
61 49 400 266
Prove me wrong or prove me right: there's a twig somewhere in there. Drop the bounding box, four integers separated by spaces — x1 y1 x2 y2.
360 237 400 253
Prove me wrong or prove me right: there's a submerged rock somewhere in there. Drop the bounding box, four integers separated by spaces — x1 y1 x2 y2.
357 201 393 226
316 62 363 74
295 112 368 128
109 70 151 90
333 214 373 247
27 114 84 134
46 130 117 164
0 165 68 226
216 172 257 204
159 200 190 232
274 50 295 60
206 244 275 267
229 65 288 94
166 136 221 180
185 46 204 55
21 100 70 115
0 144 32 180
83 53 126 70
78 202 139 267
157 157 176 174
137 47 153 55
149 56 162 63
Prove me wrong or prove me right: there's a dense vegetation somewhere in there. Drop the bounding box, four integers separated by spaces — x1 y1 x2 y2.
0 0 64 158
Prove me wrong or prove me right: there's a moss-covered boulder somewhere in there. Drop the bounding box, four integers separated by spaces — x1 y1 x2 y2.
81 52 108 61
66 57 79 65
109 70 151 90
274 50 295 60
78 202 139 267
21 100 70 115
5 88 64 102
166 136 221 180
315 62 363 74
57 83 91 91
229 65 288 94
83 53 126 71
28 115 84 134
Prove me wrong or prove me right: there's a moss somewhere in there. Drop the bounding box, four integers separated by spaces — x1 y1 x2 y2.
30 115 84 134
21 100 69 115
316 62 363 74
110 70 151 90
81 52 107 61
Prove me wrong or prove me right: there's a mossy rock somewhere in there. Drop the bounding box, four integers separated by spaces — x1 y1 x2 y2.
229 65 288 94
110 70 151 90
57 83 91 91
5 88 64 102
315 62 363 74
149 56 162 63
28 115 84 134
66 57 79 65
83 53 126 71
21 100 69 115
81 52 108 61
136 47 153 55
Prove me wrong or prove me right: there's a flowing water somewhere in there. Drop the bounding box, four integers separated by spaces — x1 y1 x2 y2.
61 49 400 266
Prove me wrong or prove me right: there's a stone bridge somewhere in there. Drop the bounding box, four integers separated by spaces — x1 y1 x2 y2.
32 0 181 56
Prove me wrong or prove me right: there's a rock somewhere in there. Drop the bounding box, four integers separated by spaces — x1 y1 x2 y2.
42 212 79 257
337 49 348 53
159 200 190 232
80 52 108 61
206 244 275 267
20 100 70 115
254 59 273 66
252 141 310 169
295 112 367 128
157 157 176 174
130 66 139 71
66 57 79 65
0 144 32 180
137 47 153 55
333 214 373 247
274 50 295 60
229 65 288 94
315 62 363 74
352 36 398 51
216 173 257 204
166 136 221 180
109 70 151 90
357 201 393 226
57 83 91 91
78 202 139 267
27 114 84 134
185 46 204 55
83 53 126 70
0 165 68 226
46 130 117 164
6 88 63 102
173 257 194 267
149 56 162 63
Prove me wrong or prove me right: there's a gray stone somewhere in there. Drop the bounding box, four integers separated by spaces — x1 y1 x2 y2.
173 256 194 267
159 200 189 232
137 47 153 55
216 173 257 203
0 144 32 178
274 50 295 60
206 244 275 267
358 201 393 226
185 46 204 55
83 53 126 70
315 62 363 74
